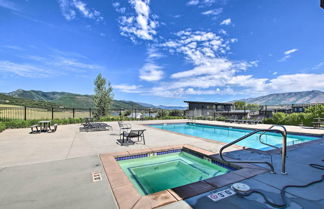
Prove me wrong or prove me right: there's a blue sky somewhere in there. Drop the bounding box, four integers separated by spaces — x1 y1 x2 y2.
0 0 324 106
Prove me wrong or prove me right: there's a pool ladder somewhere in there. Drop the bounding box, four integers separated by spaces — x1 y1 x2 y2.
219 125 287 174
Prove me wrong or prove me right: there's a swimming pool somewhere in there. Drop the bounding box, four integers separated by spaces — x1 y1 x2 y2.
117 150 233 195
149 123 321 150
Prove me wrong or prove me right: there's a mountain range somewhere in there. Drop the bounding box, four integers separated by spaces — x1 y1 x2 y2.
4 89 186 109
237 90 324 105
1 89 324 109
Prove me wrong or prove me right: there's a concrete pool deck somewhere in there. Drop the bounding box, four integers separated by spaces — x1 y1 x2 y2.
0 119 323 209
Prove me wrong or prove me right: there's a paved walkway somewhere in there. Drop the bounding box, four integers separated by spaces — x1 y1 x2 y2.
0 119 323 209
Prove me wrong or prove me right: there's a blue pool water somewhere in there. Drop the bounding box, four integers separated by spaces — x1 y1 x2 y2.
149 123 321 150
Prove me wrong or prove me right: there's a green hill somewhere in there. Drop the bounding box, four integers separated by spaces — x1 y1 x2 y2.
0 93 60 109
6 89 148 109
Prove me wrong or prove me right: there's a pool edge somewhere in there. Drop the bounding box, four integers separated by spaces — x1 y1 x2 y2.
100 145 269 209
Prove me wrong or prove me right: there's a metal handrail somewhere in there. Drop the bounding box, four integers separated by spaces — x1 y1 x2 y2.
258 125 287 151
219 128 287 174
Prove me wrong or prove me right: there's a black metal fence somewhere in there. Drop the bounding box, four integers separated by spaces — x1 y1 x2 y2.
0 104 179 121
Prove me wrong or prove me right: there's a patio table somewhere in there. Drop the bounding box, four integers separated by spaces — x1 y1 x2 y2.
38 120 51 132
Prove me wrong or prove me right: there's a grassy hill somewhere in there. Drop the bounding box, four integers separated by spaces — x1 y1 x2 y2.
0 93 60 109
237 90 324 105
6 89 148 109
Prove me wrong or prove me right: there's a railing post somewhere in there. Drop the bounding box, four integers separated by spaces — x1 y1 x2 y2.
72 108 75 118
135 109 137 120
24 106 27 120
281 131 287 174
51 107 54 120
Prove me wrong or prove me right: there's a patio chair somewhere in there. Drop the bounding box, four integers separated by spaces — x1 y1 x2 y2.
117 129 146 146
118 121 131 138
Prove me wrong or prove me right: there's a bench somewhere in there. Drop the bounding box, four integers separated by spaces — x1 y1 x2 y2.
30 125 39 133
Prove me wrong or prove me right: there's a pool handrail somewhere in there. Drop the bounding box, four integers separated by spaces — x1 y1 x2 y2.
219 127 287 174
258 125 287 151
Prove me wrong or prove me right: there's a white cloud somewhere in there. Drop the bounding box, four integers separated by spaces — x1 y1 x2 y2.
187 0 216 7
0 0 20 11
139 63 164 81
279 48 298 62
265 74 324 92
1 45 23 51
313 61 324 70
187 0 199 6
161 30 230 65
113 2 126 14
114 84 142 93
118 0 158 41
0 49 105 78
0 61 51 78
151 72 324 98
284 48 298 55
138 47 164 81
58 0 103 21
201 8 223 16
147 47 163 59
220 18 231 25
53 56 104 71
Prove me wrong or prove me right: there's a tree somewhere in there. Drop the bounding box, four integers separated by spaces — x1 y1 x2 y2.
305 104 324 118
234 101 246 110
93 73 113 118
169 110 183 117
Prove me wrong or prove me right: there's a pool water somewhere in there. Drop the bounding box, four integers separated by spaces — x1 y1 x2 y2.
149 123 320 150
118 151 231 195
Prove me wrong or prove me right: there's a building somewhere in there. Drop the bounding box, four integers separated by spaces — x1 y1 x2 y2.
184 101 250 119
259 103 324 117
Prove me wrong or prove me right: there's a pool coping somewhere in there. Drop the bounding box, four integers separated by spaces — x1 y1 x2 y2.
143 122 324 152
142 122 244 150
100 145 268 209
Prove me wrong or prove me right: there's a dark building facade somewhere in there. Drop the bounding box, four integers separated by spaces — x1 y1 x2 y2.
184 101 250 119
185 101 233 112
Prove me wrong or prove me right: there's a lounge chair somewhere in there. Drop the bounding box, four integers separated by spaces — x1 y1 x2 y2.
118 121 131 138
80 122 112 132
117 129 146 146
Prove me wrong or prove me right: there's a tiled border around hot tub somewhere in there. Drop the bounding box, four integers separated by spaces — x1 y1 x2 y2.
100 145 268 209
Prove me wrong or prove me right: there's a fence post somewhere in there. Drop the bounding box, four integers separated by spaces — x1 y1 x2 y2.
119 109 122 120
24 106 27 120
135 109 137 120
72 108 75 118
89 108 92 118
51 107 54 120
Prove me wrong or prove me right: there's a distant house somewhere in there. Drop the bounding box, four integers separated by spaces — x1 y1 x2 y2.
127 112 143 119
184 101 250 119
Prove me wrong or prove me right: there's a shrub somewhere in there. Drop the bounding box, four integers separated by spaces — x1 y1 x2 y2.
0 122 6 132
263 112 315 126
